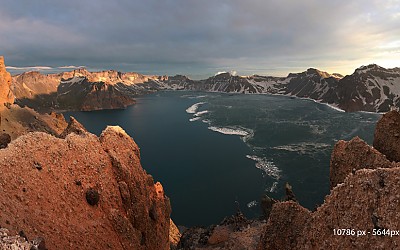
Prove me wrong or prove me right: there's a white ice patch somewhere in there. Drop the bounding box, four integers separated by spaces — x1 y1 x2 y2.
189 117 201 122
272 142 331 155
202 119 211 124
194 110 209 117
208 126 250 136
268 181 278 193
322 103 345 112
247 200 258 208
186 102 206 114
246 155 281 180
189 95 207 99
309 124 326 135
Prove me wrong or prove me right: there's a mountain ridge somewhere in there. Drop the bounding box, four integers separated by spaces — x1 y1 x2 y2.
8 58 400 113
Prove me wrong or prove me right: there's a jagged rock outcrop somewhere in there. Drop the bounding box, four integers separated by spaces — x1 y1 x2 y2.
169 219 181 250
330 136 395 188
260 166 400 249
59 116 87 138
373 110 400 162
178 212 265 250
0 56 14 105
0 126 171 249
258 201 311 250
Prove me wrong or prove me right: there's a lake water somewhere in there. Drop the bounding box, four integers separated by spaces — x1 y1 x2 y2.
64 91 380 226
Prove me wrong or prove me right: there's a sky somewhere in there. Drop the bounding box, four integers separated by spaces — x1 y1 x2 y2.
0 0 399 78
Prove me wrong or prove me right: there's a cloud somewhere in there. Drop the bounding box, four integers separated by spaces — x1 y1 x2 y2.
0 0 399 76
6 66 53 71
57 66 86 69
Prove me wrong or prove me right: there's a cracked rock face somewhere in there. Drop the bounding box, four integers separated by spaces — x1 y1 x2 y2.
330 136 395 188
373 110 400 162
0 126 171 250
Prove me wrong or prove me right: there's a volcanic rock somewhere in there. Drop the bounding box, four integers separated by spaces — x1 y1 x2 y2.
169 219 181 250
0 57 68 140
260 195 277 219
284 182 297 202
0 132 11 149
373 110 400 162
178 212 265 250
0 227 34 250
330 136 395 188
0 56 14 105
0 126 171 249
258 201 311 250
59 116 88 138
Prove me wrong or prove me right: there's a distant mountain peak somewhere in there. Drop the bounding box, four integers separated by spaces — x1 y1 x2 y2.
355 64 385 74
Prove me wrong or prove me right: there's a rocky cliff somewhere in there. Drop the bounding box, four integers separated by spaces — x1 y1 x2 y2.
0 56 14 104
258 110 400 249
11 68 161 112
0 121 171 249
0 56 67 142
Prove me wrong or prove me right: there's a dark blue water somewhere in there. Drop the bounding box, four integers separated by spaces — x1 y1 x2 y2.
64 91 380 226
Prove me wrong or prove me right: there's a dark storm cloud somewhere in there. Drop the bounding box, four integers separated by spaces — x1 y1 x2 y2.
1 0 399 76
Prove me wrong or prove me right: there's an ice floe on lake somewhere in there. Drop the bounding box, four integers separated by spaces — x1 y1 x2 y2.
194 110 209 117
208 126 250 136
272 142 331 155
189 117 201 122
246 155 280 180
186 102 206 114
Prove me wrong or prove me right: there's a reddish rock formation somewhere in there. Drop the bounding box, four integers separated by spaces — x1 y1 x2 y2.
259 167 400 249
178 212 265 250
0 126 171 249
0 104 68 140
0 56 68 140
0 56 14 104
373 110 400 162
59 116 87 138
258 201 311 250
169 219 181 250
330 136 395 188
299 168 400 249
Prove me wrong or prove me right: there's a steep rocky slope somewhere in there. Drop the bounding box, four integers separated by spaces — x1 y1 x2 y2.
258 110 400 249
0 122 171 249
0 56 67 141
373 110 400 162
11 68 163 111
336 65 400 112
